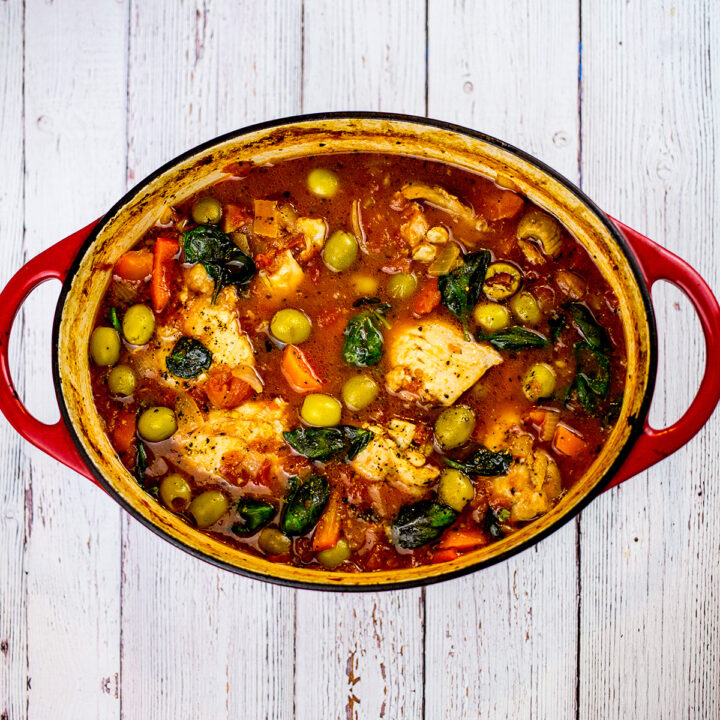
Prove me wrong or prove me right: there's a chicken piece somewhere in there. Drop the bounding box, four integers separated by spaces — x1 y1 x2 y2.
350 420 439 496
385 320 503 406
182 263 214 296
400 203 429 247
169 399 291 484
400 182 488 232
258 250 305 297
295 217 327 261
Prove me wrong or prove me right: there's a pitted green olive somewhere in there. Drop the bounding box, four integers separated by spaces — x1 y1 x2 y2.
307 168 339 198
341 375 379 411
258 527 292 555
510 292 542 325
137 406 177 442
434 406 476 450
437 468 474 511
122 304 155 345
192 197 223 225
323 230 358 272
188 490 229 528
522 363 557 400
317 538 351 568
482 262 522 301
90 327 121 366
270 308 312 344
387 273 418 299
473 303 511 333
159 473 192 512
301 394 342 427
107 364 136 396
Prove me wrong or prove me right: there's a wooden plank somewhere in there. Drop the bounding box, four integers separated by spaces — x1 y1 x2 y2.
0 2 28 718
579 1 720 717
424 2 580 718
120 2 301 718
22 0 127 716
294 4 426 719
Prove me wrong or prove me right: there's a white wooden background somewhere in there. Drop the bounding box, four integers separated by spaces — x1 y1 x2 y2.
1 1 718 718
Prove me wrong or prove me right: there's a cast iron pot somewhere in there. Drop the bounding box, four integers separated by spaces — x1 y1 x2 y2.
1 113 719 591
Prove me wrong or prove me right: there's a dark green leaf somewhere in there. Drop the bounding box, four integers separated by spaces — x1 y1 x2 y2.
352 297 384 308
438 250 490 329
342 313 385 366
484 507 509 541
480 326 549 351
568 302 608 350
570 341 610 414
109 307 121 333
548 313 565 343
232 498 276 535
166 337 213 379
283 426 373 462
134 442 147 484
446 446 512 476
574 374 596 413
281 475 330 536
390 500 458 549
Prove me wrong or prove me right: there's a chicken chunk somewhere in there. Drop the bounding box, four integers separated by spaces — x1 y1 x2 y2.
295 217 327 261
400 182 488 232
258 250 305 297
385 320 503 406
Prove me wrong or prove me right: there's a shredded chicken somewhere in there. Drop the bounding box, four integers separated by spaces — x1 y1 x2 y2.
400 182 488 232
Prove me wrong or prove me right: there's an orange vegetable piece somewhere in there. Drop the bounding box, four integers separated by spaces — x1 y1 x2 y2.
253 199 281 238
114 250 153 281
312 494 342 552
438 527 485 550
412 278 441 316
431 548 460 564
150 237 179 313
553 424 587 456
205 366 253 408
222 203 252 234
281 345 322 393
112 410 136 454
479 189 524 221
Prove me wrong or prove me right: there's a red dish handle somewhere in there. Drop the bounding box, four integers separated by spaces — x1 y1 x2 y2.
606 218 720 489
0 221 101 485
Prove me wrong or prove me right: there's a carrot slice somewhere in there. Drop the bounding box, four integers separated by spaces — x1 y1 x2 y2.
112 410 136 454
222 203 252 234
114 250 153 281
412 278 441 316
253 199 282 238
479 189 524 221
281 345 322 393
431 548 460 564
312 494 341 552
438 527 485 550
151 237 179 313
553 424 587 456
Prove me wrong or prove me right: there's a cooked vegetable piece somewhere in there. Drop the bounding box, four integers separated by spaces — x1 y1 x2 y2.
473 303 511 333
189 490 229 528
388 273 418 299
90 327 121 366
412 278 442 315
341 374 379 411
300 394 342 427
342 309 387 367
555 270 586 300
232 498 276 535
134 441 147 484
438 250 490 333
434 406 476 450
484 507 511 540
523 363 557 401
482 262 522 301
151 237 179 313
317 538 351 568
438 527 485 550
108 364 136 396
548 313 566 342
112 410 136 453
428 242 461 277
109 307 121 333
571 341 610 412
568 302 608 349
282 475 330 536
258 528 292 555
281 345 323 393
115 250 153 281
159 474 192 512
312 494 342 552
137 406 177 442
270 308 312 344
437 468 474 511
516 210 562 261
323 230 359 272
446 446 512 476
122 304 155 345
510 291 541 325
481 326 549 351
192 197 223 225
553 424 586 456
205 366 253 408
307 168 339 198
478 188 524 221
166 337 213 379
390 500 458 549
283 425 373 461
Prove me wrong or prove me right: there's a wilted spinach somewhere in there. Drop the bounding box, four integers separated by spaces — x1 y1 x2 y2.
484 507 511 541
165 337 213 379
232 498 276 535
480 326 549 351
570 341 610 413
445 446 512 476
182 224 256 302
568 302 607 350
281 475 330 536
548 313 565 343
109 307 121 334
134 442 147 484
342 304 390 367
438 250 490 336
283 426 373 462
390 500 458 549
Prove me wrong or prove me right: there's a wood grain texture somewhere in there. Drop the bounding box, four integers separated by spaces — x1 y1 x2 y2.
21 0 128 717
295 5 426 719
424 2 581 718
121 2 301 718
579 1 720 718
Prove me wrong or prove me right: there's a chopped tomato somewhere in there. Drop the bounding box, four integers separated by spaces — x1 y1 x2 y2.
205 366 254 408
477 188 524 221
431 548 460 564
312 494 342 552
114 250 153 281
438 527 485 550
281 345 322 393
254 250 276 269
412 278 441 315
112 410 136 454
553 424 587 456
222 203 252 234
150 237 179 313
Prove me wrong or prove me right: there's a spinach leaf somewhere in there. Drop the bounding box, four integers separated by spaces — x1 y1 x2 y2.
166 337 213 379
438 250 490 333
480 326 549 351
548 313 565 343
134 442 147 484
570 341 610 413
281 475 330 536
109 307 121 334
182 225 256 302
390 500 458 549
342 312 386 366
232 498 276 535
352 297 385 308
568 302 608 350
446 446 512 476
283 426 373 462
484 507 510 541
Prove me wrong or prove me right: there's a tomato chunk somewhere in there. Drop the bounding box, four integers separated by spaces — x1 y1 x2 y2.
150 237 179 313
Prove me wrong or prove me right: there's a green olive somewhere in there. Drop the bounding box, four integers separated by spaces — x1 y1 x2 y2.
301 394 342 427
191 197 223 225
387 273 418 299
434 406 476 450
473 303 511 333
159 473 192 512
522 363 557 401
510 292 542 325
482 261 523 301
270 308 312 344
188 490 229 528
90 327 121 367
307 168 339 198
341 375 379 411
258 527 292 555
317 538 351 569
437 468 474 511
137 406 177 442
322 230 358 272
107 364 136 396
122 304 155 345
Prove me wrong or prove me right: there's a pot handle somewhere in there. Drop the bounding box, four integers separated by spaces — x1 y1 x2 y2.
605 217 720 489
0 221 100 484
